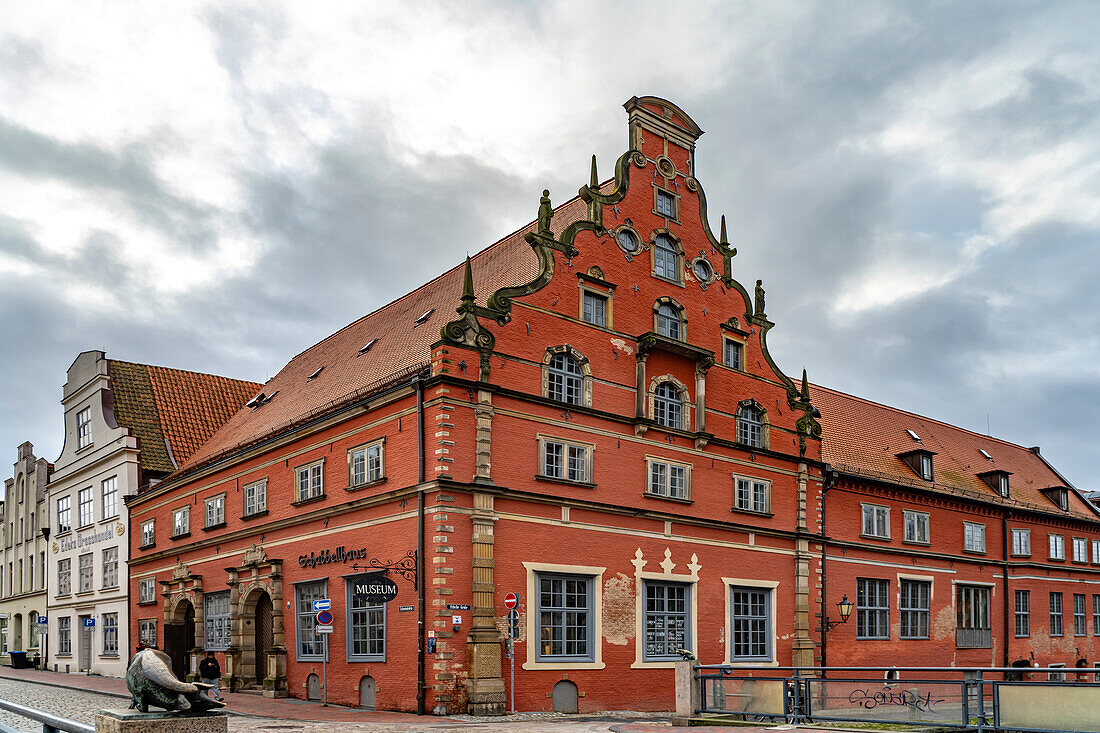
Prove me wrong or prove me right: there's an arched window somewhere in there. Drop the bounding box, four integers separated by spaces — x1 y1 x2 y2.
738 404 765 448
656 303 682 340
547 353 583 405
653 235 679 281
653 382 683 430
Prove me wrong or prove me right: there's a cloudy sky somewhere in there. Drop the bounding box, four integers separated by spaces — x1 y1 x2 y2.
2 1 1098 489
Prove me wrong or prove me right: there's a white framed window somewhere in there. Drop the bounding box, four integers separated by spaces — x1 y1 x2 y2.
655 303 683 340
997 474 1010 497
243 480 267 517
140 519 155 547
582 291 607 327
101 477 118 519
653 381 683 429
903 510 929 544
1050 592 1064 636
723 339 743 370
647 457 690 500
1073 537 1088 563
204 494 225 528
964 522 986 553
58 617 72 654
861 504 890 539
346 579 386 662
1015 589 1030 637
900 579 930 639
733 476 769 514
857 578 889 639
78 553 93 593
296 460 324 502
76 407 92 449
737 405 764 448
1093 594 1100 636
729 586 772 661
349 440 384 487
78 487 93 528
1093 540 1100 564
57 496 71 533
102 547 118 589
57 558 71 596
103 613 118 655
547 353 584 405
139 619 156 647
653 234 680 281
1012 529 1031 556
539 436 593 484
1049 533 1065 560
536 572 595 662
643 580 690 661
204 591 231 651
295 581 327 660
171 506 189 537
138 578 156 604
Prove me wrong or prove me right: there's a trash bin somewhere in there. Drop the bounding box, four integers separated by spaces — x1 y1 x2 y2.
9 651 27 669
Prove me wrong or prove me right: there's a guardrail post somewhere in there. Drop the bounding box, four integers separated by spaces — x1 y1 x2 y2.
674 660 699 717
789 668 800 723
975 670 985 733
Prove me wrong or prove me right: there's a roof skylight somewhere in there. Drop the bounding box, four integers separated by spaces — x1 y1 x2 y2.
245 393 264 409
358 339 378 356
906 429 921 443
307 367 324 382
979 448 993 461
414 309 435 326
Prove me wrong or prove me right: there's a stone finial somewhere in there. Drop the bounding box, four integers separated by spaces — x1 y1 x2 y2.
461 255 475 303
720 215 728 245
590 155 599 188
801 368 810 402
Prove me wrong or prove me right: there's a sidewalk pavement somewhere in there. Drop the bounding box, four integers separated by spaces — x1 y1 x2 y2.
0 665 425 723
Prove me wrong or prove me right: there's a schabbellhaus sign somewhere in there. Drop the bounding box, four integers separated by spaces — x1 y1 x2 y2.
298 545 368 568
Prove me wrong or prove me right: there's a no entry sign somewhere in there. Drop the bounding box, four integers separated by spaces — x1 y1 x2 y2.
504 592 518 609
316 610 333 625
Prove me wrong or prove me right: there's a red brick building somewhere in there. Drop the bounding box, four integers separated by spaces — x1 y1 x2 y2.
125 96 1099 714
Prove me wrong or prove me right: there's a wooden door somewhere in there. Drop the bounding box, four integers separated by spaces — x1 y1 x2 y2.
359 676 376 709
254 593 273 683
165 624 187 680
79 617 92 671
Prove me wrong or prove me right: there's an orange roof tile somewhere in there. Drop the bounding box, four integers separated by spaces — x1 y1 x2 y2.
107 360 261 473
175 193 592 473
812 384 1098 522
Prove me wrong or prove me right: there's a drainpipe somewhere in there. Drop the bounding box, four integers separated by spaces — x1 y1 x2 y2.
820 466 836 675
415 373 426 715
1001 510 1010 670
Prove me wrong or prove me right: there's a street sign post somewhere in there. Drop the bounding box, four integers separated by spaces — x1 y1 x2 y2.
316 610 333 626
311 599 332 706
313 599 332 611
504 598 519 713
504 593 517 609
315 625 334 633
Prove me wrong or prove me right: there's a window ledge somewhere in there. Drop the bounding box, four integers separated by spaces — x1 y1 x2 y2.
534 475 597 490
962 549 987 556
77 524 93 531
902 540 931 547
1072 560 1088 565
55 594 71 599
102 585 119 591
137 600 158 607
241 510 269 521
345 477 388 493
522 661 605 671
170 532 191 540
1010 553 1032 559
139 543 156 550
74 590 95 597
55 654 72 658
99 516 119 524
643 492 693 505
1048 557 1066 563
201 522 227 532
74 443 95 455
55 531 72 538
859 533 892 542
291 494 326 507
730 507 774 519
650 273 685 288
100 654 120 659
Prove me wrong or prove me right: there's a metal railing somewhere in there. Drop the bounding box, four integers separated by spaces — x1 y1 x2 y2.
695 665 1100 733
0 698 93 733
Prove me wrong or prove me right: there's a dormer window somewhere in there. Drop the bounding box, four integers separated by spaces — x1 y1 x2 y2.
1042 487 1071 512
979 471 1011 498
898 450 935 482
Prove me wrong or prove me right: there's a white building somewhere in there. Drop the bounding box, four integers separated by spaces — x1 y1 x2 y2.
1 442 49 665
46 351 258 676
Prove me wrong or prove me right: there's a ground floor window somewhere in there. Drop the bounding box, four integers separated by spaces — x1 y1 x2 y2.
139 619 157 647
102 613 118 655
956 585 991 648
643 580 690 661
295 581 327 660
1015 590 1030 637
730 587 771 661
857 578 889 639
536 573 594 662
58 617 71 654
204 592 231 651
0 618 6 654
900 579 930 639
346 579 385 662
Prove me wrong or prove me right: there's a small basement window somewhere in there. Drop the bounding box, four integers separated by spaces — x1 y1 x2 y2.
358 339 378 355
307 367 324 382
414 309 435 326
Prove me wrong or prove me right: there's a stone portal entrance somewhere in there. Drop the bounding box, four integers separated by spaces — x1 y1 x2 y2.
253 591 273 683
165 599 196 680
225 544 286 698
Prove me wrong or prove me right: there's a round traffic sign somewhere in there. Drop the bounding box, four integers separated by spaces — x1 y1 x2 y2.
316 610 333 625
504 592 518 609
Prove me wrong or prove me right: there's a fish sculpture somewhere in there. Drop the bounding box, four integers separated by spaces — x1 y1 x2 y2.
126 648 227 714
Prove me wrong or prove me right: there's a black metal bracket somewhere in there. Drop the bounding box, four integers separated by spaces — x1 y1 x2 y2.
350 549 418 591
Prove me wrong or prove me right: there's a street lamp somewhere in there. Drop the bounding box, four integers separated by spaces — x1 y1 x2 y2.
824 594 854 632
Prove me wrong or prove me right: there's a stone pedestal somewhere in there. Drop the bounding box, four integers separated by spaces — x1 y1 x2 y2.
95 710 227 733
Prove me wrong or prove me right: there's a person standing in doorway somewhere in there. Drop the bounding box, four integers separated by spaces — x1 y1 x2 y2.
198 651 223 701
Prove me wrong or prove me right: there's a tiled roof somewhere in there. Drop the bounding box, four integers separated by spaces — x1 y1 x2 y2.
812 384 1098 522
176 193 592 474
107 360 261 473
